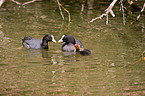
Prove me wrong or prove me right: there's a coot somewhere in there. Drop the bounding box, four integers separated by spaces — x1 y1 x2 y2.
74 44 91 55
22 34 56 49
58 35 83 51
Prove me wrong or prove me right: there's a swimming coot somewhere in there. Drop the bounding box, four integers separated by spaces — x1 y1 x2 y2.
22 34 56 49
58 35 83 51
74 44 91 55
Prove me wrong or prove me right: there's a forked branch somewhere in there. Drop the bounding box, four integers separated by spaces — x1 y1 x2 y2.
88 0 117 24
57 0 71 22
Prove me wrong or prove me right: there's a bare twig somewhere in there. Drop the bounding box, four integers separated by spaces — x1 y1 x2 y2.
11 0 39 6
106 14 108 24
127 0 133 5
80 3 84 14
88 0 117 24
57 0 64 21
0 0 5 7
11 0 21 5
22 0 40 6
128 57 145 67
137 3 145 20
119 0 126 25
57 0 71 22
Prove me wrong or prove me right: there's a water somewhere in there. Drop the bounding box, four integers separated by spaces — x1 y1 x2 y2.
0 1 145 96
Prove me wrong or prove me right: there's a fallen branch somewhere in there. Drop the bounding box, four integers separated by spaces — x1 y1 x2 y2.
80 3 84 14
0 0 5 7
11 0 21 5
11 0 39 6
128 50 145 67
57 0 71 22
127 0 133 5
119 0 126 25
57 0 64 21
88 0 117 24
128 57 145 67
22 0 40 6
137 3 145 20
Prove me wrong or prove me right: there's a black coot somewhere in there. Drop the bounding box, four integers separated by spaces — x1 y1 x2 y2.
22 34 56 49
58 35 83 51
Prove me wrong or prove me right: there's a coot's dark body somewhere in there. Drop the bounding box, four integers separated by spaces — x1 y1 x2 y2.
79 49 91 56
58 35 83 51
22 34 56 49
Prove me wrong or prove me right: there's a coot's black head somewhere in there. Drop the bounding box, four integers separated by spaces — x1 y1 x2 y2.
58 35 75 44
41 34 56 49
42 34 56 43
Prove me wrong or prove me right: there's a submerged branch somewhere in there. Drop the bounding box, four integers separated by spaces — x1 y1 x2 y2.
128 51 145 67
57 0 71 22
22 0 40 6
88 0 117 24
119 0 126 25
0 0 5 7
11 0 39 6
80 3 84 14
128 57 145 67
127 0 133 5
137 3 145 20
11 0 21 5
57 0 64 21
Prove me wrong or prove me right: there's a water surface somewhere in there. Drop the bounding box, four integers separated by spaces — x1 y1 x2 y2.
0 1 145 96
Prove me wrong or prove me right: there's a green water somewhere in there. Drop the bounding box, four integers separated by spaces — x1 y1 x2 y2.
0 1 145 96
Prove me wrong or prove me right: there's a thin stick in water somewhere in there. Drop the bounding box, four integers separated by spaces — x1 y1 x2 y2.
137 3 145 20
57 0 71 22
57 0 64 21
22 0 40 6
119 0 126 25
11 0 21 5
